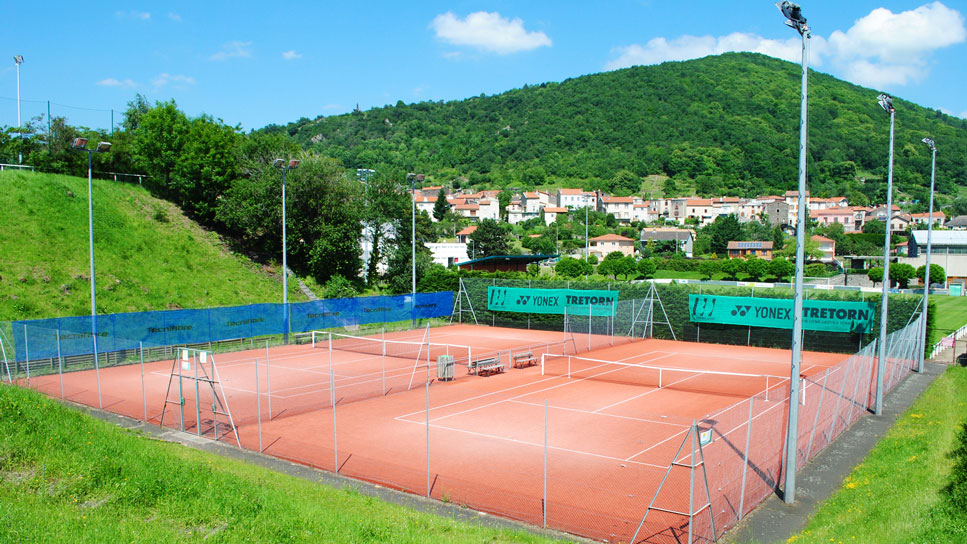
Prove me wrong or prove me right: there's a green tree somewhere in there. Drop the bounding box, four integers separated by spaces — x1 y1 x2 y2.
470 219 509 257
433 187 449 222
637 258 657 278
698 259 722 280
744 255 768 281
172 114 242 222
863 219 886 235
868 267 884 286
362 174 409 285
706 214 741 255
768 257 794 282
916 263 945 287
133 99 190 196
693 233 713 256
555 256 591 278
721 258 741 280
890 263 916 289
598 252 630 279
772 226 786 252
122 93 150 133
611 169 641 195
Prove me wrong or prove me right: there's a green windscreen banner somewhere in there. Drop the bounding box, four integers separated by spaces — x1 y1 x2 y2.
688 294 876 333
488 286 618 316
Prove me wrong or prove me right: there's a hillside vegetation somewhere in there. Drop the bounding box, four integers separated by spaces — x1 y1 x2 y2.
272 53 967 201
0 170 304 321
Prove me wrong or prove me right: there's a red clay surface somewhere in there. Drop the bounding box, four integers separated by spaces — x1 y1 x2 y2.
24 324 851 543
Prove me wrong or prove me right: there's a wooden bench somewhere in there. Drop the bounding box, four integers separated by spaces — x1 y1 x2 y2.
512 351 537 369
468 357 505 377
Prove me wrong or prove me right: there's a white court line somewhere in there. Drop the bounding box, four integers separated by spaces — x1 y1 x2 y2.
623 427 691 463
509 399 685 428
397 352 677 424
396 418 668 470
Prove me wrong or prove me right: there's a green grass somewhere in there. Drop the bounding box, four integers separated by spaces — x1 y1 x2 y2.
778 366 967 544
927 295 967 347
0 384 564 543
652 270 705 280
0 171 307 320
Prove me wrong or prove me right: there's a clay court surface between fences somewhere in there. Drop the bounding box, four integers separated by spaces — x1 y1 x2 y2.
2 282 926 544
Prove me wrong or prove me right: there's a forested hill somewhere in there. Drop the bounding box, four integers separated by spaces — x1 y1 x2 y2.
266 52 966 201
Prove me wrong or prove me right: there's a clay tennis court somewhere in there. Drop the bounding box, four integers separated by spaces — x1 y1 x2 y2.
26 324 854 543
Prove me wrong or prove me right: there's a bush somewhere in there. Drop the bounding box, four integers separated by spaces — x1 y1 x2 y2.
944 420 967 511
805 263 827 277
322 274 357 299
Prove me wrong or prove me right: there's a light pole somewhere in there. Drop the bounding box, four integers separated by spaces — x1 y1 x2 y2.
874 94 896 416
777 0 809 505
71 137 111 409
919 138 937 373
585 194 590 259
407 173 424 303
14 55 23 164
273 159 300 343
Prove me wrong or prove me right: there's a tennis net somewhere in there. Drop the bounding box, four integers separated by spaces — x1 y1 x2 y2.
541 354 789 400
310 331 474 366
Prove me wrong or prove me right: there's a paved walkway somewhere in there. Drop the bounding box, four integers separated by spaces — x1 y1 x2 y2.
722 360 947 543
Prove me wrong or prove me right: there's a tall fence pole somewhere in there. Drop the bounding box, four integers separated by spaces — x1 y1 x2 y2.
265 340 272 420
738 397 754 520
255 358 262 452
426 379 431 497
57 329 64 399
381 327 386 395
329 332 338 472
140 342 146 423
544 399 548 528
24 325 30 387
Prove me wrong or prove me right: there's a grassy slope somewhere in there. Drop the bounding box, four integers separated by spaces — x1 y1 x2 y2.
0 384 561 543
783 366 967 544
0 171 305 321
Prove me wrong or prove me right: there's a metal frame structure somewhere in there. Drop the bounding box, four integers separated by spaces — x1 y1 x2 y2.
160 348 240 447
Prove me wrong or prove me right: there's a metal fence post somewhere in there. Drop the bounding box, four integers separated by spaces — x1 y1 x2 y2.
24 325 30 387
381 327 387 395
544 399 548 528
140 342 146 422
255 357 262 452
57 329 64 399
330 332 338 472
805 368 830 461
265 340 272 420
738 397 754 520
426 380 431 498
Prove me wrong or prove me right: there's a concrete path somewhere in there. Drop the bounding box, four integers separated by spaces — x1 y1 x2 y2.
722 360 947 543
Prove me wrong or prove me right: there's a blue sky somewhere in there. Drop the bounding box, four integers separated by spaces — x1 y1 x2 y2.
2 1 965 132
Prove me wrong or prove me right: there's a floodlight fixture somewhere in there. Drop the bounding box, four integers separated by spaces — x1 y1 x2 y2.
288 159 300 169
922 137 936 152
95 142 112 153
14 55 23 65
72 137 89 150
273 158 284 168
877 94 894 114
777 1 809 36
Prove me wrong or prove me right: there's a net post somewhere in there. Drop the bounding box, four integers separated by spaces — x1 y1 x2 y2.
329 332 338 473
57 329 64 399
265 340 272 420
255 357 262 452
738 396 754 520
140 341 146 423
178 349 185 432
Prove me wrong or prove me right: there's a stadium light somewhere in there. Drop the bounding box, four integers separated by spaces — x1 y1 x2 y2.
919 138 937 373
777 0 810 505
14 55 23 164
70 137 112 409
874 94 896 417
274 158 300 343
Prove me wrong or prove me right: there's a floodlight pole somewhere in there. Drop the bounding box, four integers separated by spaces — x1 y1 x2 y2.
14 55 23 164
274 159 300 343
585 195 590 259
778 0 810 505
875 95 896 416
71 138 112 410
919 139 937 373
408 173 423 324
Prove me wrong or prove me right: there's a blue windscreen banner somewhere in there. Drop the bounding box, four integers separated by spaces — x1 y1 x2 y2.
11 291 453 362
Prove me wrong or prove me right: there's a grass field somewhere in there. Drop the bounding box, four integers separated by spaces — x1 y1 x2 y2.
779 366 967 544
0 384 565 543
0 171 306 320
927 295 967 347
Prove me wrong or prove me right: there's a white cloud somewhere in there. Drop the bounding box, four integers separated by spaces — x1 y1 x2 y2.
168 12 181 22
152 73 196 89
282 50 302 60
605 33 821 70
605 2 965 89
430 11 551 54
827 2 966 87
96 78 137 88
116 10 150 21
209 41 253 61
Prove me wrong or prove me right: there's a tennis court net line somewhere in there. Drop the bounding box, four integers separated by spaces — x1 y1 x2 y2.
541 353 790 401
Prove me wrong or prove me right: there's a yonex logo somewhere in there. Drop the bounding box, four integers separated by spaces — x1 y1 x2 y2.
516 295 531 305
731 305 752 317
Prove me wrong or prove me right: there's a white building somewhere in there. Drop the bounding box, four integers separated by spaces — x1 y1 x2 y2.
426 243 470 268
